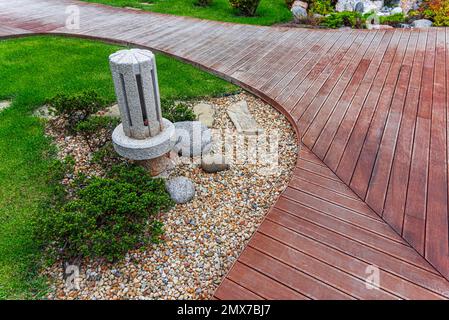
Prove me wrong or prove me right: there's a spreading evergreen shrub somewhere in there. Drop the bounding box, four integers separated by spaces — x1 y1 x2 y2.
47 90 107 133
229 0 262 16
36 164 173 261
322 11 365 28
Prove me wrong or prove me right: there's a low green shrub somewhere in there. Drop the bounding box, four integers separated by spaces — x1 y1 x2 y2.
229 0 262 16
47 90 107 133
161 99 196 122
36 164 173 261
419 0 449 26
379 13 406 26
322 11 365 28
309 0 334 15
74 116 119 150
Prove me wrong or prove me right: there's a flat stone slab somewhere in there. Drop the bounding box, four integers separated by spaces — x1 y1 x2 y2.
0 100 11 112
193 103 215 128
97 104 121 118
227 100 263 135
33 105 56 119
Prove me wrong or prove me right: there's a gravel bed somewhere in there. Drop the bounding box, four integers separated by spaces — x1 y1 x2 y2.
44 92 298 300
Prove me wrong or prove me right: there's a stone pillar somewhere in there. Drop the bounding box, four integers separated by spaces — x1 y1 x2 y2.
109 49 176 169
109 49 163 139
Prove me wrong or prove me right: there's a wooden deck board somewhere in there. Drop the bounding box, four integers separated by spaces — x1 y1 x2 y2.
2 0 449 299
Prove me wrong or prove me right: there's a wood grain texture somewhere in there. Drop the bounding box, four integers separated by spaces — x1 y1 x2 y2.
2 0 449 299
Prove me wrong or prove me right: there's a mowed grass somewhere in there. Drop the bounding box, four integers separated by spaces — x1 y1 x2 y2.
82 0 293 25
0 35 236 299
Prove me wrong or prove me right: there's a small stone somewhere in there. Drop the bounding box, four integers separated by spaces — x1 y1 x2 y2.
399 23 411 28
227 101 262 135
390 6 403 14
97 104 121 118
354 2 364 13
295 0 308 8
291 2 308 22
33 105 55 119
0 100 11 112
111 269 122 278
411 19 433 28
367 23 394 29
193 103 215 128
201 154 230 173
165 177 195 204
173 121 212 157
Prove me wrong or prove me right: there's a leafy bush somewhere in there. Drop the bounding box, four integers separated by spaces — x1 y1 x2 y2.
161 99 196 122
379 13 406 26
419 0 449 26
36 164 173 261
47 90 107 133
74 116 119 150
195 0 213 6
229 0 262 16
310 0 334 15
322 11 365 28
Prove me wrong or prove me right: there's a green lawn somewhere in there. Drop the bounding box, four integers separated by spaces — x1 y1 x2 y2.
0 35 236 299
82 0 293 25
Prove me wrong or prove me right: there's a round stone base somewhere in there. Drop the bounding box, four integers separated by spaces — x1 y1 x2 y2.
112 118 176 161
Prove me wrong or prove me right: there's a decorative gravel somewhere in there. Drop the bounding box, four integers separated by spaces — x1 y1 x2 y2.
44 92 298 300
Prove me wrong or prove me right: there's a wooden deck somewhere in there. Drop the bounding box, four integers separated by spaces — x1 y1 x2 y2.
2 0 449 299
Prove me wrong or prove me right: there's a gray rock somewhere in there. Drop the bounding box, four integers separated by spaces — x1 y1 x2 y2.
97 104 121 118
291 6 307 22
390 6 403 14
165 177 195 204
379 5 391 13
367 23 394 29
33 105 56 119
384 0 400 5
0 100 11 112
355 2 365 13
336 0 384 13
201 154 230 173
193 103 215 128
174 121 212 157
399 23 411 28
294 0 308 8
227 101 263 135
111 269 122 278
411 19 433 28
